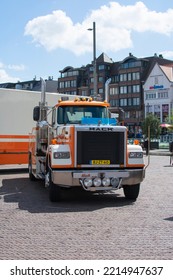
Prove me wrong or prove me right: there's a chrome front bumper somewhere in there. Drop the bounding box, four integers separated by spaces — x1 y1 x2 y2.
52 168 145 190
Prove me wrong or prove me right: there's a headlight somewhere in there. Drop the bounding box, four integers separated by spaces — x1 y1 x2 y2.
93 177 102 187
129 152 143 158
83 178 93 188
53 151 70 159
102 177 111 187
111 177 119 187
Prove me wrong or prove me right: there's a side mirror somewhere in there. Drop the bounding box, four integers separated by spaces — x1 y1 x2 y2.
108 107 125 123
33 106 40 121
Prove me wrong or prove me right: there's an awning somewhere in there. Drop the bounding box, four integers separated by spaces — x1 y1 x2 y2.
160 123 173 128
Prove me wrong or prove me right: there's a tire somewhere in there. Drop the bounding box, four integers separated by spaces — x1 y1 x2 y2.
45 167 61 202
28 153 36 181
123 184 140 200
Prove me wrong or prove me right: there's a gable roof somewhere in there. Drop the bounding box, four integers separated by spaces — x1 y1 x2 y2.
160 65 173 81
96 52 113 64
141 55 173 81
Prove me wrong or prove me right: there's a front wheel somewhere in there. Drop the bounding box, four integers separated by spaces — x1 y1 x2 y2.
45 167 61 202
123 184 140 200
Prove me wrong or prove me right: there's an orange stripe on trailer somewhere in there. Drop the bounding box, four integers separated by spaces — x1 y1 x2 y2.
0 141 29 152
0 135 29 165
0 153 28 165
0 135 29 139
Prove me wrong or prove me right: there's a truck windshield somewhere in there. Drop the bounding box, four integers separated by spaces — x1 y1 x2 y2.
57 105 108 124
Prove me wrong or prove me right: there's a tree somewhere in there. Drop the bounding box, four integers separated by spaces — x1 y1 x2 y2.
165 110 173 132
142 114 161 139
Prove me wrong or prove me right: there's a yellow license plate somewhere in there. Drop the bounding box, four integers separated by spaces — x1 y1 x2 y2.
91 160 110 165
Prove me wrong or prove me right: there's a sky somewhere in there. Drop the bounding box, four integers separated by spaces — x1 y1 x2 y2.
1 0 173 83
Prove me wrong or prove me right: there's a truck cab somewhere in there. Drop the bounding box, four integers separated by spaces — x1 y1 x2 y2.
29 97 145 202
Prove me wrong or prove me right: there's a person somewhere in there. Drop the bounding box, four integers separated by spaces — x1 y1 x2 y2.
144 138 149 155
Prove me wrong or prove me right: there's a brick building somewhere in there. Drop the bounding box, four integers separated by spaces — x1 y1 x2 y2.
58 53 173 133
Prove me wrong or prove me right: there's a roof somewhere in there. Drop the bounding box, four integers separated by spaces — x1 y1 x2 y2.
160 65 173 81
96 53 113 64
59 66 74 73
141 55 173 81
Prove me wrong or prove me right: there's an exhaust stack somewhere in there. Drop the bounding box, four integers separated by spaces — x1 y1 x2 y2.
40 78 47 121
105 78 111 102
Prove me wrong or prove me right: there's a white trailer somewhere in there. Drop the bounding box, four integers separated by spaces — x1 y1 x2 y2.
0 88 76 165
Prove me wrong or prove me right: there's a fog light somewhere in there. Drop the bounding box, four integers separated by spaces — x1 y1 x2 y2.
102 177 111 187
111 178 119 187
83 178 92 188
93 177 102 187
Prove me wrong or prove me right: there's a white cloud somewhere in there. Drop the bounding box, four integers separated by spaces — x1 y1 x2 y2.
0 62 4 68
160 51 173 59
0 69 19 83
25 10 92 55
0 62 21 83
24 1 173 55
8 64 25 71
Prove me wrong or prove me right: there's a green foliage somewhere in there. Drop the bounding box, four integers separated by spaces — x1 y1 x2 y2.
142 114 161 139
165 109 173 125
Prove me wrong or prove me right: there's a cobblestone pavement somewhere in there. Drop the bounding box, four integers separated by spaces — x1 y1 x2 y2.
0 155 173 260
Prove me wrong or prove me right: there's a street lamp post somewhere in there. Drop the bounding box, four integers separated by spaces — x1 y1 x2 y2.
88 22 97 99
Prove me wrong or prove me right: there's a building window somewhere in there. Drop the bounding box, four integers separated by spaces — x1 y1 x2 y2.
133 97 140 105
128 85 132 93
110 87 118 95
111 75 119 83
120 86 127 94
132 72 140 80
125 111 130 118
154 105 161 119
128 73 131 80
120 73 127 81
81 90 87 96
146 92 157 99
90 89 94 95
155 76 159 84
69 91 76 95
120 98 127 106
110 99 119 106
162 104 169 122
121 61 142 69
63 91 77 95
158 91 168 98
71 80 77 87
98 88 103 94
59 82 64 88
98 76 104 82
132 84 140 93
128 98 132 106
130 111 136 118
65 81 71 88
62 70 79 77
98 65 105 70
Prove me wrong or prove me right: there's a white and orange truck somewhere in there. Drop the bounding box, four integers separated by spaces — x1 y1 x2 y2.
28 81 145 202
0 86 76 165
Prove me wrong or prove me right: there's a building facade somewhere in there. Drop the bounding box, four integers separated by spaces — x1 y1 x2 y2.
58 53 173 133
0 77 58 93
58 53 113 98
143 62 173 123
